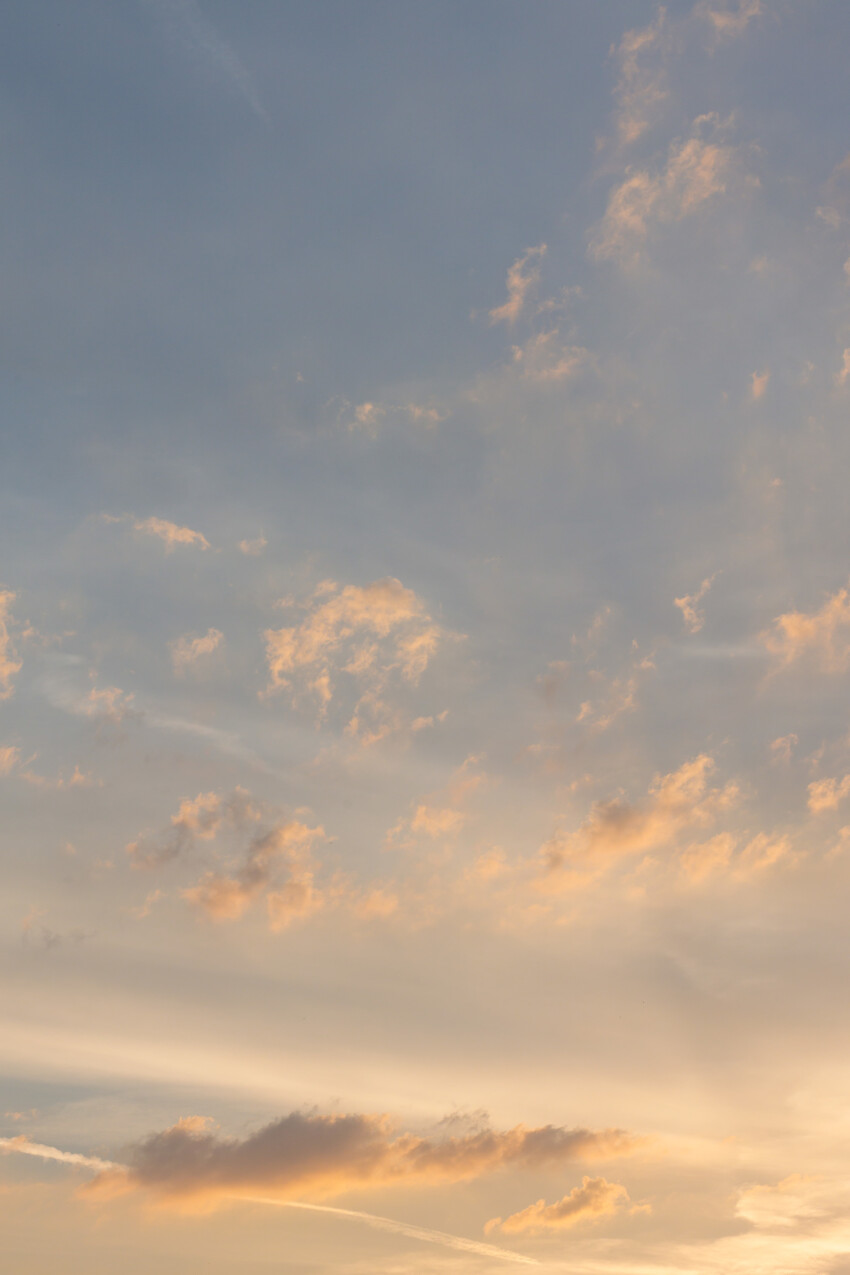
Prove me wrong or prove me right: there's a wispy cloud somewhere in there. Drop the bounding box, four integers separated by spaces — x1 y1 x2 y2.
146 0 268 122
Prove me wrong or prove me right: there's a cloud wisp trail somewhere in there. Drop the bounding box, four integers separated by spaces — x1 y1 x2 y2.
245 1197 540 1265
0 1138 538 1265
0 1135 117 1173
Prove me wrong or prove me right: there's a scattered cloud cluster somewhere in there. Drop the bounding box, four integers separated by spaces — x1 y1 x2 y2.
263 578 448 739
541 755 739 877
590 118 746 265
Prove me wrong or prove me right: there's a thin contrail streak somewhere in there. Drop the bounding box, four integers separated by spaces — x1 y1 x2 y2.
244 1197 539 1265
0 1135 117 1173
0 1138 537 1265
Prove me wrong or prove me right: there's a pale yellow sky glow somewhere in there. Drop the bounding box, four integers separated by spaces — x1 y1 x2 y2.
4 1 850 1273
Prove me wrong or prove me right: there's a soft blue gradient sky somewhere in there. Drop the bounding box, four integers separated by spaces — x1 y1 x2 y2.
5 2 850 1272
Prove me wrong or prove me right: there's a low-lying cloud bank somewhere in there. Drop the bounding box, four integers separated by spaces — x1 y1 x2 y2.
84 1111 644 1206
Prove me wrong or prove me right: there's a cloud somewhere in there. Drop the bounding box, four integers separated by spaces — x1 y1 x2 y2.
84 1111 642 1206
0 745 20 775
510 332 592 383
750 369 770 400
611 9 669 147
485 1176 634 1235
238 535 267 556
541 755 739 875
134 516 210 553
590 119 742 265
675 573 719 634
0 1135 115 1174
127 788 256 868
761 583 850 672
489 246 547 326
0 1136 535 1266
770 734 798 764
170 627 224 675
147 0 267 122
695 0 764 42
0 590 22 699
263 578 446 718
183 818 324 925
807 774 850 814
835 348 850 387
678 829 794 882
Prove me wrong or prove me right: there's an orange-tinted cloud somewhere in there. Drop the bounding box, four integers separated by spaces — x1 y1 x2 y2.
485 1176 633 1235
541 755 739 876
263 578 445 716
134 516 210 552
675 573 718 634
84 1112 643 1207
590 121 741 265
184 819 324 924
489 246 547 325
762 584 850 672
170 627 224 675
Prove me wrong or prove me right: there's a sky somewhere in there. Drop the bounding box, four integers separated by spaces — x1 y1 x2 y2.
4 0 850 1271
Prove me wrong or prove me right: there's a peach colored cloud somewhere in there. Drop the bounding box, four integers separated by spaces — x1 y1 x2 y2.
134 516 210 552
590 122 740 265
127 788 258 868
510 331 591 383
808 774 850 814
83 1111 643 1206
238 535 267 555
184 818 324 925
611 9 668 147
750 369 770 400
0 590 22 699
541 754 739 875
675 572 718 634
485 1176 634 1235
761 584 850 672
695 0 763 42
0 745 20 775
489 246 547 325
170 627 224 674
263 578 445 713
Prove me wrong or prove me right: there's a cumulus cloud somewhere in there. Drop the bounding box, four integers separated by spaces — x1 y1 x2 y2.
84 1111 642 1206
184 818 324 925
675 573 719 634
263 578 446 721
134 516 210 553
485 1176 634 1235
590 119 743 265
0 590 22 698
807 774 850 814
489 246 547 326
762 583 850 672
541 755 739 875
170 627 224 674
